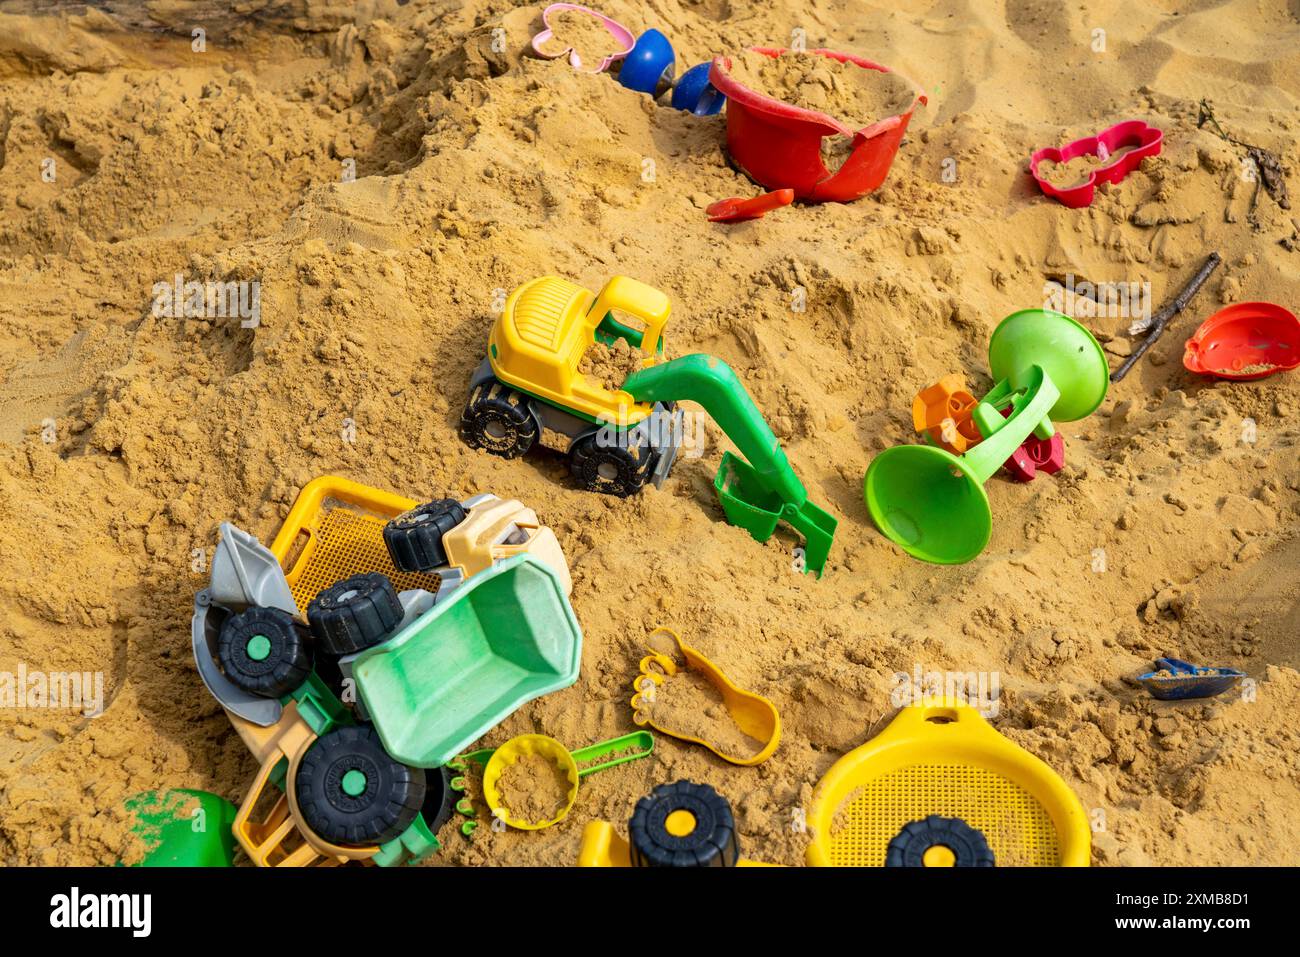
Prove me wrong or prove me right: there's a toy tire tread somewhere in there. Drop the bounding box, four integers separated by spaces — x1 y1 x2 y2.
570 429 655 498
628 780 739 867
383 498 468 572
884 815 996 867
460 378 538 459
216 606 312 698
295 725 425 846
306 572 402 656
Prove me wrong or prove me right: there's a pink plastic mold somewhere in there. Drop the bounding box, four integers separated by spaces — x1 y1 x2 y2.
1030 120 1163 209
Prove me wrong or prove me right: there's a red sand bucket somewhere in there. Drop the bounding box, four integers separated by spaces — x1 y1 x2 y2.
708 48 925 203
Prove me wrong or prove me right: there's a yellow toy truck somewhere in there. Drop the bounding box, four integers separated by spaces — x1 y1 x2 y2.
462 275 838 576
192 477 577 866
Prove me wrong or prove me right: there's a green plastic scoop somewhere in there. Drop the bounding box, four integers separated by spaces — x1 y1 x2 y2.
624 353 837 576
126 789 237 867
865 310 1108 564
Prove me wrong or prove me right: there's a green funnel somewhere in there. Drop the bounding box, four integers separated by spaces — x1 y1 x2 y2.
989 309 1109 422
865 310 1108 564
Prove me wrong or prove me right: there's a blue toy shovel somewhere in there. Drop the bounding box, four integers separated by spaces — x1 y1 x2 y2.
1137 657 1245 701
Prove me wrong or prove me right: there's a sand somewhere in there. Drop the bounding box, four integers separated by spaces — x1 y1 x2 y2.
1039 154 1105 189
536 9 624 68
578 337 647 391
726 50 918 129
495 752 571 825
642 668 767 760
0 1 1298 869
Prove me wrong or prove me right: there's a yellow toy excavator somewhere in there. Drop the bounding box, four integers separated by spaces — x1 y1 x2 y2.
461 275 838 576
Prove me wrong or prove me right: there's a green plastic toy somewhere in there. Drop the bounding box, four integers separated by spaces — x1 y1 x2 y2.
354 553 582 768
864 309 1108 564
625 354 838 576
127 789 237 867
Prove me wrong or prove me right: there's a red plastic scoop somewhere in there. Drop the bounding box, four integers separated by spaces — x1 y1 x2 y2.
1183 302 1299 381
706 189 794 223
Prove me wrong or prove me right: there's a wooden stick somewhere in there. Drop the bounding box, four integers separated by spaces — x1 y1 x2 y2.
1110 252 1221 383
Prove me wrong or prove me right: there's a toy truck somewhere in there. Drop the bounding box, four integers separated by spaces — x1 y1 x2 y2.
461 275 838 576
191 477 580 866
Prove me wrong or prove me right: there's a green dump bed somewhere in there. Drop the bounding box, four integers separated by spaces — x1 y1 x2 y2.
353 553 582 768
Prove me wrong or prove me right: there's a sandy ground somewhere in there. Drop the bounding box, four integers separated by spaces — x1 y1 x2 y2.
0 0 1297 867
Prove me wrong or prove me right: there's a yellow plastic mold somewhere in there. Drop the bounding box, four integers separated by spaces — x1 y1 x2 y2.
488 275 671 425
806 701 1090 867
630 627 780 766
477 731 653 830
481 734 578 831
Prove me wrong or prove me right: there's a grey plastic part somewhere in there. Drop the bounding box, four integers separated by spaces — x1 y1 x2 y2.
650 405 685 489
461 492 497 509
528 397 594 454
191 523 298 726
208 523 298 613
467 356 496 392
396 587 437 626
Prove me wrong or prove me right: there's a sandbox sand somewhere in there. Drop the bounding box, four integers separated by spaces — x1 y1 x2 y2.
495 752 571 825
0 1 1298 868
536 9 625 68
725 50 918 129
1039 153 1105 189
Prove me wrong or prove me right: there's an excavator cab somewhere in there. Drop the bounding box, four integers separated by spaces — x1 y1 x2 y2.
488 275 671 426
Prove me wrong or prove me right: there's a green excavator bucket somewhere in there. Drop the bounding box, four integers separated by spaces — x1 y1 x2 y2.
625 354 837 577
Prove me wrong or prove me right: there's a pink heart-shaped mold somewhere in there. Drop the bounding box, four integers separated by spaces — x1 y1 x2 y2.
530 3 635 75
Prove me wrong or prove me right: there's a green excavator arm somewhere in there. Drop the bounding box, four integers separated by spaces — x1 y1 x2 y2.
623 354 837 577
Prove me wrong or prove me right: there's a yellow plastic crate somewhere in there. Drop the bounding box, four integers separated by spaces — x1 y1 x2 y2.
269 476 441 613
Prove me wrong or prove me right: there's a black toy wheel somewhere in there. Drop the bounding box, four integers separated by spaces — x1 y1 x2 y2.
383 498 468 573
460 378 538 459
569 429 654 498
628 780 739 867
306 572 402 656
216 606 312 698
295 725 425 846
884 815 996 867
